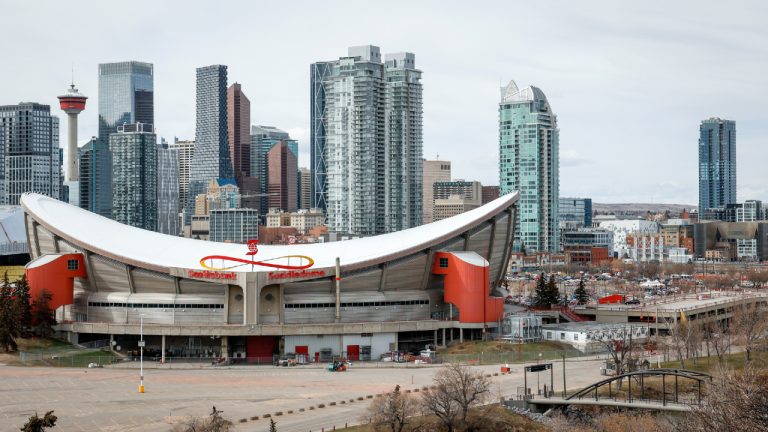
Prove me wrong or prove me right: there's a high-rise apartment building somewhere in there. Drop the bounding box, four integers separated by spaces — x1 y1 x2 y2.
109 123 157 230
188 65 232 220
298 167 311 210
267 141 298 212
422 160 451 224
78 137 112 217
250 125 297 213
0 103 60 205
169 139 194 216
384 52 423 231
98 61 153 141
227 83 250 180
499 80 560 253
157 142 180 236
311 45 422 235
699 117 736 213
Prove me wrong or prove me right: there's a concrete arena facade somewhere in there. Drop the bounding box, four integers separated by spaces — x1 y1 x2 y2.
22 192 518 360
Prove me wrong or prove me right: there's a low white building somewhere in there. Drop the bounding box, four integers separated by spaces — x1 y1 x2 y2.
598 219 659 259
542 322 649 352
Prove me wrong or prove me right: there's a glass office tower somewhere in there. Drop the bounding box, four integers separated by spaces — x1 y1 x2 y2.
499 81 560 253
187 65 232 221
98 61 154 141
698 118 736 214
78 137 113 218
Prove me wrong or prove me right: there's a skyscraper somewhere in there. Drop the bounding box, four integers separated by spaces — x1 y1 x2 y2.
384 52 423 231
699 117 736 214
267 141 298 212
0 103 60 205
250 125 297 213
298 167 311 210
227 83 251 180
157 142 180 236
170 139 194 215
98 61 153 141
109 123 157 230
187 65 232 220
422 160 451 224
78 137 112 218
311 45 423 235
499 80 560 253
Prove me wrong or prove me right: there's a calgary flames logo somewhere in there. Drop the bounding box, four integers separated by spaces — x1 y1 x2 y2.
199 239 314 271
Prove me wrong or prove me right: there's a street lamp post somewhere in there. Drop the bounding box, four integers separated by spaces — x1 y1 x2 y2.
139 314 146 393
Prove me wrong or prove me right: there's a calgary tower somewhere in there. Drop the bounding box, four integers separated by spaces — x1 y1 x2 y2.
57 82 87 183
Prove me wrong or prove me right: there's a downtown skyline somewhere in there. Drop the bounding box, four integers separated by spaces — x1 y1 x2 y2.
2 1 767 205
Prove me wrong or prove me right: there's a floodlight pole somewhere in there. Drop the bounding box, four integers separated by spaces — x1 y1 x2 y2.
335 257 341 322
139 314 145 393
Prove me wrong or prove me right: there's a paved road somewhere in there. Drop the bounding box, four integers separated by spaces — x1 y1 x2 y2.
0 358 606 432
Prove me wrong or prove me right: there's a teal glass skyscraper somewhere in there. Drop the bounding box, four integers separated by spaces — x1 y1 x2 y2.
499 81 559 253
98 61 154 141
698 117 736 215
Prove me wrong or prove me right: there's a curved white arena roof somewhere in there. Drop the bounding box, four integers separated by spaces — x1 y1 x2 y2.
21 192 518 274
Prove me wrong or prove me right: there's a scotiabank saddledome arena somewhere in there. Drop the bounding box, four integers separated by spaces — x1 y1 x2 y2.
22 192 518 362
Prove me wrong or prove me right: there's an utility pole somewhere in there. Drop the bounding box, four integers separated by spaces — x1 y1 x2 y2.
562 354 566 398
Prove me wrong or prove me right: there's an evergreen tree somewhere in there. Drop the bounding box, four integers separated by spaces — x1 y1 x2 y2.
533 272 548 307
574 278 589 305
13 274 32 336
269 418 277 432
32 290 55 337
0 272 19 352
546 274 561 305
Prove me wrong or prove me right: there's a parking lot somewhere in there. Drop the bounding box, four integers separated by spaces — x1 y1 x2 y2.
0 358 606 432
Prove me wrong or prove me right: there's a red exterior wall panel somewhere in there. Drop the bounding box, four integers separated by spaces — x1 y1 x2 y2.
432 252 503 323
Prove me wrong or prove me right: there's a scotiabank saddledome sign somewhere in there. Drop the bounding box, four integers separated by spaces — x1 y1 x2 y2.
197 240 325 280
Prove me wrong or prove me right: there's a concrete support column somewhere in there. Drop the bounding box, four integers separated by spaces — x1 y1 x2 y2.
459 328 464 343
433 330 438 348
221 336 229 360
161 335 166 364
442 328 446 347
394 332 399 351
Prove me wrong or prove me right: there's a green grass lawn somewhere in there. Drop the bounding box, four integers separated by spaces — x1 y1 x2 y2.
439 340 583 364
659 350 768 373
5 337 122 368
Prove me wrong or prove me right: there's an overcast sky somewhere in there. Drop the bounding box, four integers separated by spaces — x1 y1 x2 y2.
3 1 766 205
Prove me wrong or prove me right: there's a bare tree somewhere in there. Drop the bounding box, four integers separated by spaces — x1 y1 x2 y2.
665 316 700 368
421 363 490 431
702 321 731 365
365 385 417 432
591 325 641 386
680 364 768 432
731 299 768 362
171 406 233 432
